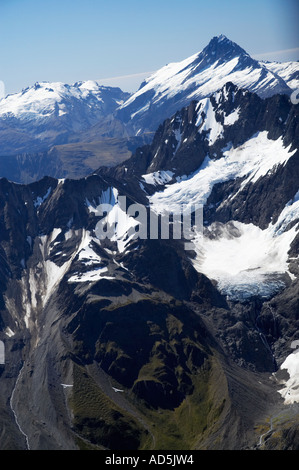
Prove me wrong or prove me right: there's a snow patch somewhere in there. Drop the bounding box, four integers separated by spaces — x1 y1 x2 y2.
278 350 299 404
224 107 240 125
78 243 101 266
139 182 146 192
142 170 174 186
0 341 4 364
5 327 15 337
149 132 296 214
196 98 224 145
192 226 296 300
173 126 182 154
68 267 114 283
106 203 140 253
190 194 299 300
86 187 118 214
147 131 298 300
33 187 51 208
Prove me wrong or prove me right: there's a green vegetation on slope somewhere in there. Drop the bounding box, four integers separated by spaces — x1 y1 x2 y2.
70 363 151 450
67 295 230 450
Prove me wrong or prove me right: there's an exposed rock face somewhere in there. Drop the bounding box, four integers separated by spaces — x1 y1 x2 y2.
0 82 298 450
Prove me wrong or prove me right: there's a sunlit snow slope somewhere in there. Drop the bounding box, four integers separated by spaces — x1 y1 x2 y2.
117 34 295 133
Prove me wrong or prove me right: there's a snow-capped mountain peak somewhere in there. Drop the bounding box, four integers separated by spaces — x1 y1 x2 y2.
0 80 129 121
200 34 251 63
116 35 294 133
0 81 131 154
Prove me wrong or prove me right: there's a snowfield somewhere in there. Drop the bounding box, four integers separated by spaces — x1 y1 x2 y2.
191 215 298 300
148 131 298 300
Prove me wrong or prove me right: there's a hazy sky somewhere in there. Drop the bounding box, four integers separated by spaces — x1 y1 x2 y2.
0 0 298 94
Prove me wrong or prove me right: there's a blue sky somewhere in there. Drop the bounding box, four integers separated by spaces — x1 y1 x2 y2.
0 0 298 94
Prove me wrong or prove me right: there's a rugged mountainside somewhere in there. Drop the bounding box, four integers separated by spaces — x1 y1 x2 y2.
0 81 298 450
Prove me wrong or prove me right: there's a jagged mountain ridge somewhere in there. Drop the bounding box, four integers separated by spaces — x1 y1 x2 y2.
0 81 298 450
260 60 299 90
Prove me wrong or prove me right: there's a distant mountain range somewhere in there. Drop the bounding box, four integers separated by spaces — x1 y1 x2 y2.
0 81 130 155
0 34 298 182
